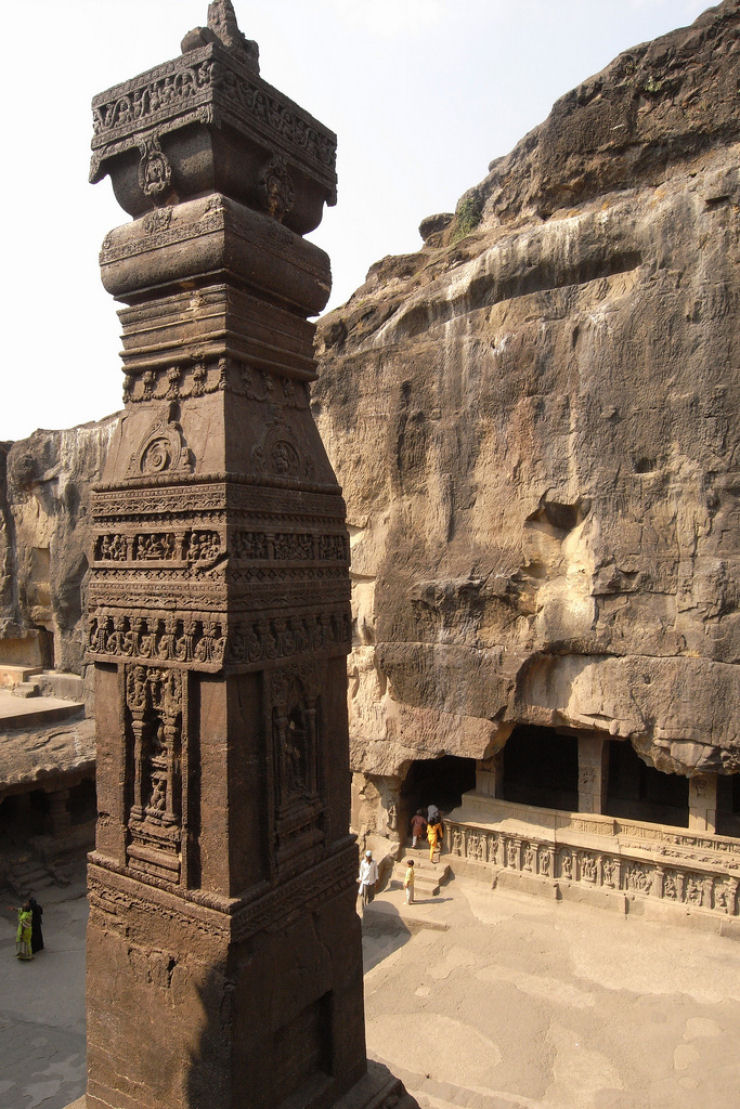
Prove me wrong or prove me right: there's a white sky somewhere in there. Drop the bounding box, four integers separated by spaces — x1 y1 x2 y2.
1 0 711 440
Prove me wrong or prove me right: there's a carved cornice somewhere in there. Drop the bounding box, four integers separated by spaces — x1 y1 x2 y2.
88 837 358 942
120 357 312 407
91 475 345 519
90 43 336 203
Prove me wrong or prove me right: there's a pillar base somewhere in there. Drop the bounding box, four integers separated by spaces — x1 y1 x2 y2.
65 1061 419 1109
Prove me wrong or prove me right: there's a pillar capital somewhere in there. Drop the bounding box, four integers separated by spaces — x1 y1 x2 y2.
90 1 336 234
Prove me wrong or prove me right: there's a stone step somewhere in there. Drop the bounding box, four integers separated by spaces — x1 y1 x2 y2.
6 860 56 898
36 670 85 702
0 692 84 729
395 855 452 896
0 664 43 690
12 681 41 698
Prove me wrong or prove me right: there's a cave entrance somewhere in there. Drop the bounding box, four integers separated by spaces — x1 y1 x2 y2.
716 776 740 837
605 740 689 827
68 778 97 826
400 755 476 833
501 725 579 811
35 626 54 669
0 789 51 847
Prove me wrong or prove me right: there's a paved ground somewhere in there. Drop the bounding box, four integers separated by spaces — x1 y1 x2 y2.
0 864 87 1109
363 873 740 1108
3 858 740 1108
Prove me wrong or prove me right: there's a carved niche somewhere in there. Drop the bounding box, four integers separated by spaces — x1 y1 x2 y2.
270 665 324 869
125 664 184 883
128 408 194 478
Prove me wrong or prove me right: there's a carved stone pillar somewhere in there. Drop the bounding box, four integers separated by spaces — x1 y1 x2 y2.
688 773 718 833
83 5 414 1108
476 750 505 798
577 733 609 814
49 788 71 835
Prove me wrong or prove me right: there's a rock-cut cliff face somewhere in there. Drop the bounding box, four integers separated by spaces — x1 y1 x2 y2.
313 0 740 804
0 418 119 677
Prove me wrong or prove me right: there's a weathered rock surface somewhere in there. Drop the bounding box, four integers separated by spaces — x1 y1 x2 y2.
0 417 119 678
313 1 740 787
0 714 94 794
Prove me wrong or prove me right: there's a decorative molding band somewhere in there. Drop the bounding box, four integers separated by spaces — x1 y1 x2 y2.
447 819 740 916
87 609 352 669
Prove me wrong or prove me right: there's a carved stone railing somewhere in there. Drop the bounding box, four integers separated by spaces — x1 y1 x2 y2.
445 796 740 918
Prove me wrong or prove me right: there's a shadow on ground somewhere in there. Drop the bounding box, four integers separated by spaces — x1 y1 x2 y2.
361 901 413 973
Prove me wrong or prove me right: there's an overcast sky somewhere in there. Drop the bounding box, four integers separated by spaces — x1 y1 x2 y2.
1 0 711 440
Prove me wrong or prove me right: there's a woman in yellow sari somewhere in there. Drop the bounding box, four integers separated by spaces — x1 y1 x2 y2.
9 901 34 960
427 818 443 863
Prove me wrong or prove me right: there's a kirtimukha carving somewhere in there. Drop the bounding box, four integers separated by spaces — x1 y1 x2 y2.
84 4 415 1107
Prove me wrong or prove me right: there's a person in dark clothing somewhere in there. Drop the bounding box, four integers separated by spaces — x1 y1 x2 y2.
28 897 43 954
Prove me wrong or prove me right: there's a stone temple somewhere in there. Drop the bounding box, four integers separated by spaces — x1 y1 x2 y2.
312 0 740 927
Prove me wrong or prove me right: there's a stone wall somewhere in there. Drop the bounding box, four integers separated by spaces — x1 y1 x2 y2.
0 417 119 678
445 792 740 933
312 1 740 829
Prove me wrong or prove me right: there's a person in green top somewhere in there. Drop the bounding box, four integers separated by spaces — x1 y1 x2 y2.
8 901 34 960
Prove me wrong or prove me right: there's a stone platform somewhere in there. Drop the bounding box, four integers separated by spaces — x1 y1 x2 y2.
0 688 84 731
445 792 740 936
0 710 93 794
65 1062 417 1109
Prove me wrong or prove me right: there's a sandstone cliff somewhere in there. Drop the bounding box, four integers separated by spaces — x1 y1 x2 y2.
313 0 740 793
0 417 120 676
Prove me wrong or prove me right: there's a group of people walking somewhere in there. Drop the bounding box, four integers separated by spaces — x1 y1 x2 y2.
7 898 43 961
410 804 444 862
404 804 443 904
358 802 445 910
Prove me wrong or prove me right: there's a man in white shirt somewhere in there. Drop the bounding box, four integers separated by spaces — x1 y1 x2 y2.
358 849 378 909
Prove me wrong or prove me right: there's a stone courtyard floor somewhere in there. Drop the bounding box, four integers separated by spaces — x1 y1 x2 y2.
2 857 740 1108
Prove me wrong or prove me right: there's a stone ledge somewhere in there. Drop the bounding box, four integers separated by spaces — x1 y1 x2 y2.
334 1060 420 1108
65 1061 419 1109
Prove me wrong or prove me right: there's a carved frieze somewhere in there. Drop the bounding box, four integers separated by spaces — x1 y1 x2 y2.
91 58 217 141
94 525 347 566
121 357 310 408
91 479 346 522
88 609 351 670
447 819 740 917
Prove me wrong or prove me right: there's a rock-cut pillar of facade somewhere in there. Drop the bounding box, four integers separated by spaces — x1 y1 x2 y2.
83 5 382 1107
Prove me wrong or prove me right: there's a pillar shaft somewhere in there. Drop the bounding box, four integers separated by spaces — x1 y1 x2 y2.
49 788 71 835
577 734 609 815
476 751 505 798
84 6 372 1107
688 774 718 833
